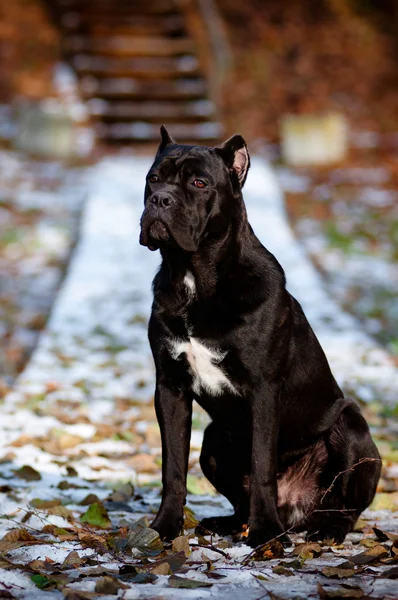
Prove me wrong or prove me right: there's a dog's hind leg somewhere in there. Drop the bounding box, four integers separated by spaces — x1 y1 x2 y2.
304 401 381 544
197 422 251 536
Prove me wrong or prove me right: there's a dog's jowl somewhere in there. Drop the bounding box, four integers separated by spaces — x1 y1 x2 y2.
139 125 381 547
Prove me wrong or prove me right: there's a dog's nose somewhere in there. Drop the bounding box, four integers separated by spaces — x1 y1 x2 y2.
150 193 175 208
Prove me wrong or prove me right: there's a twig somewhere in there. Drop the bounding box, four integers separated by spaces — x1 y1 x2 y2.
251 572 271 600
319 457 381 504
189 542 230 559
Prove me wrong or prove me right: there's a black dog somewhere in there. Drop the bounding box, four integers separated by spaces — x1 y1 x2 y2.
139 126 381 547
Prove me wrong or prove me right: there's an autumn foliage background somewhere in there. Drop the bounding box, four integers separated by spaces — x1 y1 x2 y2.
1 0 398 141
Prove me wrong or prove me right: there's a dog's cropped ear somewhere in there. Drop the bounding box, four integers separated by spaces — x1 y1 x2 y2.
156 125 175 156
214 134 250 188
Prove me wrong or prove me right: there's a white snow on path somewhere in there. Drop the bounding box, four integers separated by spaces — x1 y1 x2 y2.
8 154 397 406
7 157 159 406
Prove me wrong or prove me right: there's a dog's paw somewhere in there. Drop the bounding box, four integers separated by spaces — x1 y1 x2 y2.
246 528 291 548
196 515 244 537
151 516 182 542
305 527 348 545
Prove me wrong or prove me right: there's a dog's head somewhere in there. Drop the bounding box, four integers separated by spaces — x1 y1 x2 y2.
139 126 250 252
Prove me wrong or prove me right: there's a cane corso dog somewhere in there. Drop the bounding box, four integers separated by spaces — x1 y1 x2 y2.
139 126 381 547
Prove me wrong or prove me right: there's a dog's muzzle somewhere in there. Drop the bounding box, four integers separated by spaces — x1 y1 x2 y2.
149 220 170 242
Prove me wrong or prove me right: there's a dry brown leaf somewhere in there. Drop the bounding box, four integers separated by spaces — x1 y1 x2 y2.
172 535 190 557
350 544 389 565
94 576 129 594
62 551 83 569
322 566 356 579
359 538 377 548
183 506 198 529
3 528 37 542
127 453 159 473
13 465 41 481
293 542 322 559
30 498 62 510
318 582 365 598
47 505 74 520
252 540 285 561
151 562 170 575
9 435 35 447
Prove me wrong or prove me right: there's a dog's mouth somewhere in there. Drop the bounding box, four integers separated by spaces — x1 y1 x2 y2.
149 220 170 243
140 217 173 251
140 212 199 253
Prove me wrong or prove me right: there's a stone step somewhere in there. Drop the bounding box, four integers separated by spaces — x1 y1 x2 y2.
56 0 178 13
87 99 216 122
96 121 224 142
80 77 208 100
61 13 185 36
64 35 195 57
72 54 199 78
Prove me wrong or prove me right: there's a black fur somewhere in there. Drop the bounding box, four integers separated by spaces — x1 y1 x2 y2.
139 128 381 547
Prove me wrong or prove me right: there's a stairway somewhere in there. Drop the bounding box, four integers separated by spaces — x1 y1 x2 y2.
53 0 223 145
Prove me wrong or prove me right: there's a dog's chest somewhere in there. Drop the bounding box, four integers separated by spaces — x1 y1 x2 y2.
167 272 238 397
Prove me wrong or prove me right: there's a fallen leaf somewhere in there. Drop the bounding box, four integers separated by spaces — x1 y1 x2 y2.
41 525 76 541
273 565 294 576
79 493 100 506
168 574 212 588
107 483 134 503
252 540 285 561
322 566 356 579
62 551 82 568
350 544 388 565
172 535 190 557
10 435 34 447
62 589 97 599
318 583 364 598
118 565 157 584
14 465 41 481
279 559 303 570
30 498 62 510
27 560 48 572
359 538 378 548
3 528 37 542
30 574 55 590
147 551 186 574
47 505 74 520
128 454 158 473
66 466 78 477
127 526 163 556
293 542 322 559
151 562 169 575
80 503 111 529
183 506 198 529
94 576 128 594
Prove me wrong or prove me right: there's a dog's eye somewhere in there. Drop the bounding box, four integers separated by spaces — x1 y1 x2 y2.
193 179 206 189
148 174 159 183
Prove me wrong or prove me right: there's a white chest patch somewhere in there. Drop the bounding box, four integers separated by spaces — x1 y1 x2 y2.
183 271 196 297
169 337 239 396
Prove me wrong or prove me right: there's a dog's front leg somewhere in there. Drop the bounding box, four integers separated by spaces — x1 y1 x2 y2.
247 380 290 548
150 382 192 541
